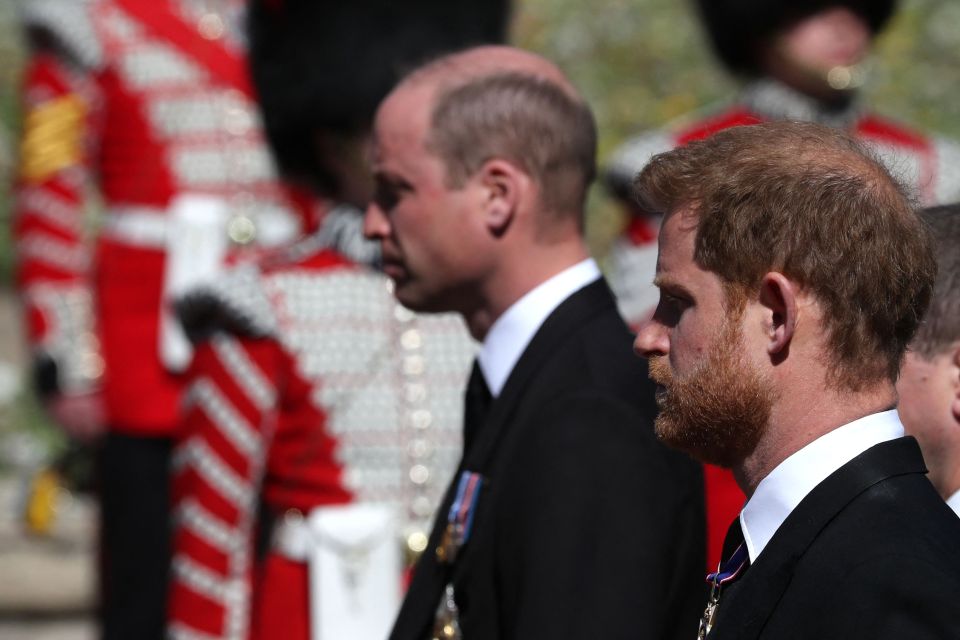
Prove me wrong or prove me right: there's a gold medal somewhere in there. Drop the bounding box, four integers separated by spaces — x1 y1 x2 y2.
436 523 458 564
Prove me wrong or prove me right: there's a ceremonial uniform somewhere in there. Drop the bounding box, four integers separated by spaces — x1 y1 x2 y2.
604 78 960 572
14 1 310 636
167 211 476 640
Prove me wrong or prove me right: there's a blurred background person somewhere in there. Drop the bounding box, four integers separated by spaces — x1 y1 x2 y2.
600 0 960 571
165 2 508 640
12 1 318 638
897 203 960 517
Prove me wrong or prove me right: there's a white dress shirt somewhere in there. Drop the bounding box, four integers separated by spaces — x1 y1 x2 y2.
477 258 601 397
946 488 960 517
740 409 905 562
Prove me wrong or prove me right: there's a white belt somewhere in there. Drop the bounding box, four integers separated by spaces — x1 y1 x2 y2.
101 204 302 249
102 206 169 248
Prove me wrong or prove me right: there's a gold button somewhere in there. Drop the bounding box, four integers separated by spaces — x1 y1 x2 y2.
228 214 257 245
407 531 428 554
410 409 433 430
401 328 422 350
409 464 430 485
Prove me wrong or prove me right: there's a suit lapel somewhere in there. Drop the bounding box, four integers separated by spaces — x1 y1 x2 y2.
714 437 927 639
462 278 616 471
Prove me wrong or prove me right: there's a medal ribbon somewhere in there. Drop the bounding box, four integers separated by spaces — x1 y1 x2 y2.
448 471 483 544
705 543 749 587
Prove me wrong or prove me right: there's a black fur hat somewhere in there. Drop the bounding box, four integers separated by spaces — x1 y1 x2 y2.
248 0 511 195
694 0 898 76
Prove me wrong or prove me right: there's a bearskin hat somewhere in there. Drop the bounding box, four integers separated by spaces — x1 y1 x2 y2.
694 0 898 76
249 0 511 194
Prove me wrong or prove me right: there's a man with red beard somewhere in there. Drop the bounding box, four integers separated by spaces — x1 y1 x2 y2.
633 121 960 638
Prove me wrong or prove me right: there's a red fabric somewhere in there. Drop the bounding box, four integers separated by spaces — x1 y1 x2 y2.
250 555 310 640
169 331 352 638
14 54 92 343
96 67 174 206
13 1 311 437
624 215 658 246
703 464 745 570
674 108 763 145
115 0 255 99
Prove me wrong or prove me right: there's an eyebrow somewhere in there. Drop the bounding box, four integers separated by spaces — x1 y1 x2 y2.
653 275 695 299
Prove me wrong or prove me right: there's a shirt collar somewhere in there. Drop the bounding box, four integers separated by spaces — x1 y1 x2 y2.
740 409 905 563
477 259 601 397
946 488 960 518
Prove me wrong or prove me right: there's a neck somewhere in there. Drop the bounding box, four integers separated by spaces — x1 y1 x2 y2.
463 237 590 342
734 381 897 497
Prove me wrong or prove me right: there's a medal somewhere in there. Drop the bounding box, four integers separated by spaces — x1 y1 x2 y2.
436 523 461 564
697 584 720 639
431 471 484 638
697 543 748 639
435 471 483 565
432 584 463 640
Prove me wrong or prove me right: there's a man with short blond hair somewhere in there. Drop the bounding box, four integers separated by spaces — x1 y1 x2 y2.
366 46 705 640
633 121 960 638
897 204 960 516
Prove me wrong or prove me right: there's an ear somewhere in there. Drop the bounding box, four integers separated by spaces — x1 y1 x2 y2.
477 159 524 236
758 272 799 359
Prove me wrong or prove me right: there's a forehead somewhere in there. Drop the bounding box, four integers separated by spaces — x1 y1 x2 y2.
656 209 697 275
373 83 435 161
655 208 722 295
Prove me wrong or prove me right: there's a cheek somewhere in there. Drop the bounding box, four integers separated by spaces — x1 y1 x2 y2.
669 312 713 370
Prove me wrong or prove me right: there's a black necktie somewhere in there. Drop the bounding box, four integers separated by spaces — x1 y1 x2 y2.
463 360 492 453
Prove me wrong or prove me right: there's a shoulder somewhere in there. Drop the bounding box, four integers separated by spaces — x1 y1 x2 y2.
177 242 366 341
603 103 761 200
21 0 105 70
794 471 960 586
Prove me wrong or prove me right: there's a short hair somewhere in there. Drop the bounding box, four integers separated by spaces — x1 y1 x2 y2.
425 72 597 219
911 205 960 358
634 121 936 390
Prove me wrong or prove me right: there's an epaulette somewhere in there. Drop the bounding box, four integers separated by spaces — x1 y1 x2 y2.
176 264 278 343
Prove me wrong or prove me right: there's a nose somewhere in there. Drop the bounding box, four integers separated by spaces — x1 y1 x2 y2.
363 201 390 240
633 318 669 359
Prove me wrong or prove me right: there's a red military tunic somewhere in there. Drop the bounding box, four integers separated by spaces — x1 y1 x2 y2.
167 218 476 640
14 0 312 435
604 79 960 570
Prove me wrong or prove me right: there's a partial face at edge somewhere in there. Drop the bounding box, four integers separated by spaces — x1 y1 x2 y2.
896 347 960 466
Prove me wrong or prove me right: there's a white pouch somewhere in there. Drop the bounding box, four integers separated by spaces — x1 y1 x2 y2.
308 503 402 640
159 194 230 372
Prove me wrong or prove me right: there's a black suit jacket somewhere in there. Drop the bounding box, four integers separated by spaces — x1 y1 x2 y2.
711 436 960 639
391 279 705 640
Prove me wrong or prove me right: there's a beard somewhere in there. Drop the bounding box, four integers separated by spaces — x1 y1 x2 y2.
648 316 775 469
